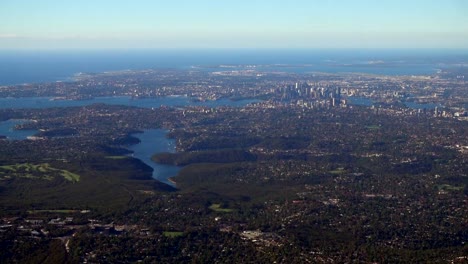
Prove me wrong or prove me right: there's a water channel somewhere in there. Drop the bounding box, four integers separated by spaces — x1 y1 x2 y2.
127 129 179 187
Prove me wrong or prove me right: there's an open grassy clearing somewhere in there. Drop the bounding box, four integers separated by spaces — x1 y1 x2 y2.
0 163 80 182
105 156 129 160
209 203 234 213
27 209 80 214
163 231 184 238
437 184 464 191
329 167 346 175
366 125 381 130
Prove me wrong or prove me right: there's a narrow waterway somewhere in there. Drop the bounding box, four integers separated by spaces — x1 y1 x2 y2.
127 129 180 187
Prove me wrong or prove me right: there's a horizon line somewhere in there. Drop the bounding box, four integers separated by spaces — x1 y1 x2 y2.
1 47 468 51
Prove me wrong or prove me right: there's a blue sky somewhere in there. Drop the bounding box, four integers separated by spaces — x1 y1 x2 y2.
1 0 467 49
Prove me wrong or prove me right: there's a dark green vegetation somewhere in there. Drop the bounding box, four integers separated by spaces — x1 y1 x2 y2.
0 156 173 215
153 149 256 166
0 100 467 263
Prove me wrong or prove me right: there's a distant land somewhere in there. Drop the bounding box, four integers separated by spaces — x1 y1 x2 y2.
1 49 467 85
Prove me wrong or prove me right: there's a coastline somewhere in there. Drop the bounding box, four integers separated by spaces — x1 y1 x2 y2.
1 49 461 86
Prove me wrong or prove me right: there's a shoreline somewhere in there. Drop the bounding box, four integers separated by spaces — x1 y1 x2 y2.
167 177 177 186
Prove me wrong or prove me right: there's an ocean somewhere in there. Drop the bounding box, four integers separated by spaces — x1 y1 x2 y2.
1 49 467 86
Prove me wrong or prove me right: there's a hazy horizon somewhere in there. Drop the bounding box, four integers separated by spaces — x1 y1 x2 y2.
1 0 467 50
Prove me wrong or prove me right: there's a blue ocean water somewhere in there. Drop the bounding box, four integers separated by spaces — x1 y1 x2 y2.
1 49 467 86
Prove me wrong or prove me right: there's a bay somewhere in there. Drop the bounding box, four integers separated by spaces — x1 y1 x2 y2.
0 119 37 140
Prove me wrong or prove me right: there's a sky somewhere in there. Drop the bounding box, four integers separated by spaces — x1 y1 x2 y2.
0 0 467 49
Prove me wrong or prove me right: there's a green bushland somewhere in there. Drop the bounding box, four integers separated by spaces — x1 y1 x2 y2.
152 149 256 166
173 162 316 203
0 157 175 216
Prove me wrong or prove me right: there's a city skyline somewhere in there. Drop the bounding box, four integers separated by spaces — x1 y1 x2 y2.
1 0 468 49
